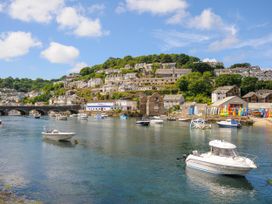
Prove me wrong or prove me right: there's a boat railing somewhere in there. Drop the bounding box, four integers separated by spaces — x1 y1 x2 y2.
237 152 258 162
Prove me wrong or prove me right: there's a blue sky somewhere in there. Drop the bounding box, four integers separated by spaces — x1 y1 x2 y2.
0 0 272 79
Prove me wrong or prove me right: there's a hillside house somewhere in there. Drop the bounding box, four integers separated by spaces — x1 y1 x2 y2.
212 85 240 103
164 94 185 110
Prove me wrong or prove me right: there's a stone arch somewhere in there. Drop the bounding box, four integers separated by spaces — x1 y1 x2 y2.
7 109 28 116
0 110 6 116
30 109 47 115
68 109 79 114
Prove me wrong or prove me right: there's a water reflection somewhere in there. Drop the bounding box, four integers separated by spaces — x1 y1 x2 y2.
185 167 255 200
43 139 76 148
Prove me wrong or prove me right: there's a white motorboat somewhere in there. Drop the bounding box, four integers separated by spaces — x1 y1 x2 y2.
150 118 164 124
101 113 109 118
136 120 150 126
70 114 78 118
217 119 241 128
42 129 75 141
33 113 41 119
56 115 68 120
78 113 88 120
185 140 257 176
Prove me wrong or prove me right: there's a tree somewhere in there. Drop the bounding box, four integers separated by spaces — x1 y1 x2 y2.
241 77 258 95
79 67 94 76
215 74 242 87
230 63 251 69
191 62 214 74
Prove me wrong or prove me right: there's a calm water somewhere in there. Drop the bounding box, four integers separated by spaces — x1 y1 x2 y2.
0 116 271 204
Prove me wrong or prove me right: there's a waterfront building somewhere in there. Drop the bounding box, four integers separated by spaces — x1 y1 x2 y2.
139 93 164 116
211 96 248 109
163 94 184 110
242 90 272 103
212 85 240 103
86 101 115 111
86 100 137 112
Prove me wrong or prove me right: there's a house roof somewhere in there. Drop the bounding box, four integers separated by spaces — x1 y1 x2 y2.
163 94 184 100
213 85 237 94
211 96 247 107
242 92 257 98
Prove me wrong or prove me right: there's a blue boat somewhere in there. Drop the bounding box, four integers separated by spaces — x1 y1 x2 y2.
217 119 241 128
95 114 104 120
120 114 128 120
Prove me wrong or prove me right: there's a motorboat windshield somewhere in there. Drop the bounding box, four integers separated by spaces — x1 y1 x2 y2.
209 140 238 157
210 146 238 157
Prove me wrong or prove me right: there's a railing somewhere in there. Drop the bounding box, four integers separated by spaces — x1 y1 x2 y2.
237 152 258 162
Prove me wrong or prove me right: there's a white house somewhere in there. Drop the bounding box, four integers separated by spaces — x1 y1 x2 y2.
88 78 103 88
163 94 184 110
115 100 138 111
212 85 240 103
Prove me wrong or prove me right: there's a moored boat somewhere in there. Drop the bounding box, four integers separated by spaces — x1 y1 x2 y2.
34 113 41 119
185 140 257 176
136 120 150 126
120 114 128 120
94 114 104 120
56 115 68 120
42 129 75 141
217 119 241 128
70 114 78 118
150 117 164 124
78 113 88 120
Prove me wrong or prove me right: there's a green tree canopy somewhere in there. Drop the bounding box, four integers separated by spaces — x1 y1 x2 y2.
241 77 258 95
215 74 242 87
230 63 251 69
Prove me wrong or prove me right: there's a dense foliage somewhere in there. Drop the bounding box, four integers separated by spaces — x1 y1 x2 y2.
230 63 251 69
176 72 213 103
0 77 53 92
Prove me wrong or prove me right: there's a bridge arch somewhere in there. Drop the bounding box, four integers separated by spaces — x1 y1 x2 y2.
30 109 47 116
7 109 28 116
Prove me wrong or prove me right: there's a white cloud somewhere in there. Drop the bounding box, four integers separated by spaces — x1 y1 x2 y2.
209 35 239 51
234 34 272 49
117 0 188 22
69 62 88 73
188 9 224 30
0 3 4 12
0 31 41 60
8 0 64 23
56 7 106 37
41 42 79 64
124 0 187 14
89 4 105 14
153 30 210 50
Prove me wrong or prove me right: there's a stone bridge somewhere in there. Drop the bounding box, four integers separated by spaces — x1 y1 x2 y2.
0 105 82 116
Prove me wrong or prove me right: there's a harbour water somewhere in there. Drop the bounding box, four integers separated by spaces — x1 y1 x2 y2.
0 116 271 203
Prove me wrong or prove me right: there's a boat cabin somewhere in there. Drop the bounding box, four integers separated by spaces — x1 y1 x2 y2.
209 140 238 157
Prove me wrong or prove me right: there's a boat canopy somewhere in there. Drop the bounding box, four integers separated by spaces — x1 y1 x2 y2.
209 140 236 149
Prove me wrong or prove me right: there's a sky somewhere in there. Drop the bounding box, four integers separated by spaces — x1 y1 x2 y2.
0 0 272 79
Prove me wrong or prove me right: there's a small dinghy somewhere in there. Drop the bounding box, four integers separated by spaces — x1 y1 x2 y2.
190 118 211 129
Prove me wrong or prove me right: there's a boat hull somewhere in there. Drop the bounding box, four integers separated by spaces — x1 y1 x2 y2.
136 121 150 126
42 132 75 141
217 122 241 128
186 157 253 176
150 119 164 124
